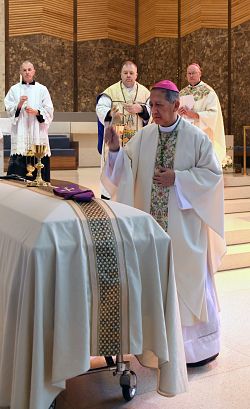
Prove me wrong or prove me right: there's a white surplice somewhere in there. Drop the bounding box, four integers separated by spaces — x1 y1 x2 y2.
4 82 53 155
101 118 226 362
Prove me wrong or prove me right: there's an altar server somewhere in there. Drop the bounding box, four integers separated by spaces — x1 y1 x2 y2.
4 60 54 181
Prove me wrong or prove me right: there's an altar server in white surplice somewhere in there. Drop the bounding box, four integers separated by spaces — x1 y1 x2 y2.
4 60 53 181
101 80 226 367
179 63 226 163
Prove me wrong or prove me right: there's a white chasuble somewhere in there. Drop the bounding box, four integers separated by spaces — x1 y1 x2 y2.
101 119 226 326
4 82 53 155
180 81 226 163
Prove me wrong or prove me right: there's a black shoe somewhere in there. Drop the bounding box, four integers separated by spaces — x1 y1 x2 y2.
187 353 219 368
101 194 110 200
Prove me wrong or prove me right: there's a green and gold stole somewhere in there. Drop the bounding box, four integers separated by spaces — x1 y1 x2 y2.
150 127 178 232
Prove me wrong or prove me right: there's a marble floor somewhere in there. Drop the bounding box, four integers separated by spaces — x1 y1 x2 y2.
51 167 102 198
51 168 250 409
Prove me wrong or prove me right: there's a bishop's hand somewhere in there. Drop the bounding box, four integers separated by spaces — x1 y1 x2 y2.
153 166 175 187
110 105 122 123
104 125 120 152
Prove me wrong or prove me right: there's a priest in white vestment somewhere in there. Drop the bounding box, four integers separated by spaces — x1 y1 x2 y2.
96 60 150 198
179 63 226 164
101 80 226 366
4 60 53 181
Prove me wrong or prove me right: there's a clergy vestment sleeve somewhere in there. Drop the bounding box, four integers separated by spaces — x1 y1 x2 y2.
101 145 135 206
15 107 21 118
174 133 224 238
105 149 124 185
174 183 192 210
5 87 20 125
138 100 151 122
38 86 53 126
194 91 218 136
96 94 112 125
36 110 45 123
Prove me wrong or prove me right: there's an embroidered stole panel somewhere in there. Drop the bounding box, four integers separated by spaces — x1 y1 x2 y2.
150 129 178 231
73 199 129 356
180 84 210 101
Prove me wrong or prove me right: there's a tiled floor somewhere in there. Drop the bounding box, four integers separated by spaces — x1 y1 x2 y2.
51 168 102 198
52 169 250 409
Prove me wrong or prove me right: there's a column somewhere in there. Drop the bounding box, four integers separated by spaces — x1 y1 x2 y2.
0 0 5 112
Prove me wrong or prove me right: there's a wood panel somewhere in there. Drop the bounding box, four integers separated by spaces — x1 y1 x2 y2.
9 1 43 36
140 0 229 42
201 0 228 28
139 0 178 43
182 0 227 37
107 1 135 45
77 0 108 41
232 0 250 27
8 0 250 44
43 0 73 41
181 1 202 36
139 0 156 44
77 0 135 44
9 0 73 40
156 0 178 38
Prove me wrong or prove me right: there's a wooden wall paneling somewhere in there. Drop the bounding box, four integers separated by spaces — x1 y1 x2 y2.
77 0 108 42
139 0 178 44
8 1 250 43
9 0 73 40
107 0 135 45
181 0 228 36
43 0 74 41
139 0 156 44
201 0 228 28
232 0 250 27
77 0 135 44
9 0 43 36
155 0 178 38
181 0 202 37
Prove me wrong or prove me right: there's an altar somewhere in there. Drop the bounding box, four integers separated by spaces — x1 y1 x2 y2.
0 181 187 409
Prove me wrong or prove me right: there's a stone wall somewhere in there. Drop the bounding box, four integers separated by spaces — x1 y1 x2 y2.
138 38 178 89
8 35 74 111
77 39 136 111
232 20 250 146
